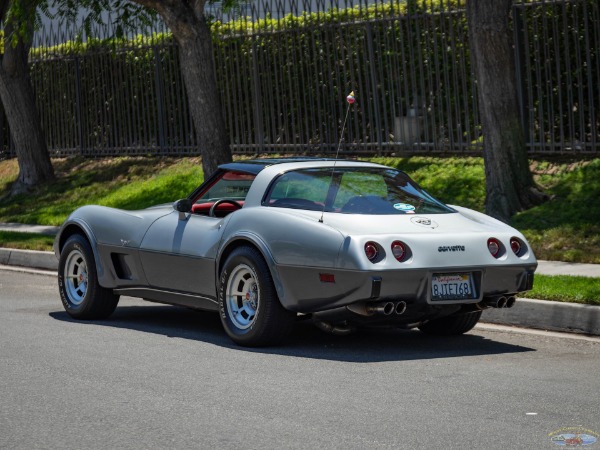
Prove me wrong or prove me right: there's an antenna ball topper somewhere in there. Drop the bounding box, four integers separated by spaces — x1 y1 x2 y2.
346 91 355 104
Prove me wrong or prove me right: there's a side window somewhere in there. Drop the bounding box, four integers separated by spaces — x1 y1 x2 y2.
197 172 255 202
267 170 330 210
333 172 387 209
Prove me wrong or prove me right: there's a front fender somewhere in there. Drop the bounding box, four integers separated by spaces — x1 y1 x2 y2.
54 218 107 284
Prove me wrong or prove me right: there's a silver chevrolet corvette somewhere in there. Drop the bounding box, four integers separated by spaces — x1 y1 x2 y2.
55 158 537 346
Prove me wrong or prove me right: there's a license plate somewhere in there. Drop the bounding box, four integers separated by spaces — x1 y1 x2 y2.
431 273 476 301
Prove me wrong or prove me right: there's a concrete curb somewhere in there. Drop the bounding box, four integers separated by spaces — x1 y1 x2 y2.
482 298 600 336
0 248 57 271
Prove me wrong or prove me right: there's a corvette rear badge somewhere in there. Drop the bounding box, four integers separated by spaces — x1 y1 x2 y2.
411 216 438 229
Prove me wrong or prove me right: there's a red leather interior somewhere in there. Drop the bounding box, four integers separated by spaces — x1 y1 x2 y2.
192 201 245 215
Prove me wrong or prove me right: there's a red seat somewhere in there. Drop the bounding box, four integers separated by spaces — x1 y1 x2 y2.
192 201 245 215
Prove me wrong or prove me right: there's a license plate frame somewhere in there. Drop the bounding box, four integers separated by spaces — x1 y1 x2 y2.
431 272 477 301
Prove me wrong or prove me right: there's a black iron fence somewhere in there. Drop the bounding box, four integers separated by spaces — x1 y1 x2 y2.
514 0 599 153
0 0 598 157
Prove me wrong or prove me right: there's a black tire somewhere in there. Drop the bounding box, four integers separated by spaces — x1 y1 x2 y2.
418 310 482 336
58 234 119 320
218 246 295 347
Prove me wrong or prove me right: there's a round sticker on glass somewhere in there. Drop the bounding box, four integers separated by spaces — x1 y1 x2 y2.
393 203 415 212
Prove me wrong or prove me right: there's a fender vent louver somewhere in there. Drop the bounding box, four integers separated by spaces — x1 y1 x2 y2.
111 253 133 280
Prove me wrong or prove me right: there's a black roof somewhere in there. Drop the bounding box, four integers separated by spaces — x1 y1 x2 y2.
218 157 343 175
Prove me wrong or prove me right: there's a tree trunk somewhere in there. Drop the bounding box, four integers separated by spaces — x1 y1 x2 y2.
175 15 231 176
467 0 545 222
132 0 232 177
0 7 55 195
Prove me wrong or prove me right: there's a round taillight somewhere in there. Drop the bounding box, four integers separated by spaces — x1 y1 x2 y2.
487 238 501 258
364 242 379 262
391 241 406 262
510 237 524 256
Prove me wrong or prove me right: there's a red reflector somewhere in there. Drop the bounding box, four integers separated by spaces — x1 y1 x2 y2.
510 238 521 255
319 273 335 283
391 241 406 262
487 238 501 258
364 242 379 262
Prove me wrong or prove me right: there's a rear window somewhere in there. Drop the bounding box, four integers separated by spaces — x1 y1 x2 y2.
264 167 454 215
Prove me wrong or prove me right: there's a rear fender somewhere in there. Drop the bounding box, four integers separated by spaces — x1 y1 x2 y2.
217 232 289 308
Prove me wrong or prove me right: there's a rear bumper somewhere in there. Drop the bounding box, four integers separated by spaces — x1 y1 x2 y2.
275 263 536 313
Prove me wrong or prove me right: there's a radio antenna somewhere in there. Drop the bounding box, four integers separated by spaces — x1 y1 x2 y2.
319 91 355 223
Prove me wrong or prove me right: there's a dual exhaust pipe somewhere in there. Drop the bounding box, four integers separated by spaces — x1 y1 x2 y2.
482 295 516 309
367 296 515 314
366 301 407 316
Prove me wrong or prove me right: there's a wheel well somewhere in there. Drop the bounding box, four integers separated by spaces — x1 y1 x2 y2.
218 239 266 277
57 224 89 253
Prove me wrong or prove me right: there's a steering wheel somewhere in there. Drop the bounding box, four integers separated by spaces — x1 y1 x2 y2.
209 199 243 217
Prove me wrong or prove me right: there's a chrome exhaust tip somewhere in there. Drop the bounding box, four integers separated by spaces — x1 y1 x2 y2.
483 296 507 308
366 302 395 315
497 296 507 308
383 302 394 315
506 296 516 308
395 301 407 315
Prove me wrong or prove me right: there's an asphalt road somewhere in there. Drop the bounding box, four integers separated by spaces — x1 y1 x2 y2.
1 268 599 450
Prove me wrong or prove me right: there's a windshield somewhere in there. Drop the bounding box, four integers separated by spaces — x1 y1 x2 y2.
264 167 454 215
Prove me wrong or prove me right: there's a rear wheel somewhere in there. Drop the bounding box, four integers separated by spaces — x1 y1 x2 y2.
218 246 295 347
58 234 119 320
418 310 482 336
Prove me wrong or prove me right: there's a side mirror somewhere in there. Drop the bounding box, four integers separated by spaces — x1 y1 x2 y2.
173 199 192 220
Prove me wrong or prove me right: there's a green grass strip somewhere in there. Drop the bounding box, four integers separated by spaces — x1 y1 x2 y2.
0 231 55 252
520 274 600 306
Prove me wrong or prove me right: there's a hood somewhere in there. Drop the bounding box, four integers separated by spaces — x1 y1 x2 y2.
61 204 174 248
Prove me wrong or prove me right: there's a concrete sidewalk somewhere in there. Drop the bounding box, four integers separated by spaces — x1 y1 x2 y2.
0 222 60 236
1 222 599 336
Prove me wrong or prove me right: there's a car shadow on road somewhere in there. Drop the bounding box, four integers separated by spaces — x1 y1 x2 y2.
49 302 535 363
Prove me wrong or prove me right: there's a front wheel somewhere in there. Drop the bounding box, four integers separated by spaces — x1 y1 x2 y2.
418 310 482 336
58 234 119 320
218 246 295 347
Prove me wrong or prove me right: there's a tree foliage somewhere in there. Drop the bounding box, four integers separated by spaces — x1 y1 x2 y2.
1 0 236 183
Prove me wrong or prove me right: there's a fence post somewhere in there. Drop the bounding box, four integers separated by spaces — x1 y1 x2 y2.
251 40 264 148
153 46 167 154
366 23 383 153
74 56 85 155
512 4 530 145
0 109 5 156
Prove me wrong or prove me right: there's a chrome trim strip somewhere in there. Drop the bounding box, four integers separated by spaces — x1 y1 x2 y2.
114 287 218 312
